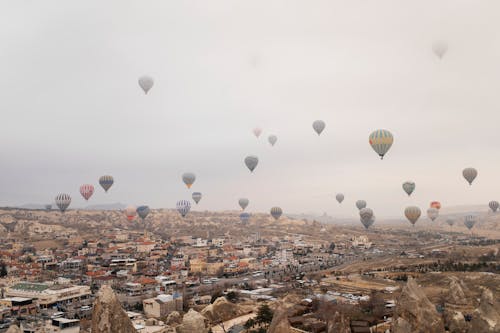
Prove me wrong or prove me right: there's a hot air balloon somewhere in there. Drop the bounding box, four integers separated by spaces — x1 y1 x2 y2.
176 200 191 217
192 192 202 204
99 175 114 192
432 41 448 59
45 204 52 211
55 194 71 213
182 172 196 189
430 201 441 210
253 128 262 138
268 135 277 146
270 207 282 220
138 75 154 94
125 206 137 221
79 184 94 201
464 215 476 230
359 208 374 229
369 129 393 159
361 216 375 229
356 200 367 210
462 168 477 185
446 218 455 227
136 205 150 220
240 212 251 224
244 156 259 172
489 201 499 213
402 181 415 196
404 206 421 226
427 208 439 222
312 120 325 135
336 193 344 204
239 198 249 210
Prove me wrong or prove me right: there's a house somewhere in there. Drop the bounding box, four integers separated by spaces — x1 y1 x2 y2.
143 293 183 319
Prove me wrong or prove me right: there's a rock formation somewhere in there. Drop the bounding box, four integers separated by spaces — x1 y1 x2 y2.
6 325 22 333
166 311 182 326
392 277 444 333
469 288 500 333
91 285 136 333
443 309 467 333
200 296 244 323
268 303 292 333
446 276 469 305
327 311 351 333
176 309 210 333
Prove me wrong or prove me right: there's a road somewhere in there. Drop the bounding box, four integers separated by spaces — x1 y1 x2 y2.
210 313 255 333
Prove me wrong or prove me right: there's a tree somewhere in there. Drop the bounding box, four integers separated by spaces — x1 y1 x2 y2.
0 262 7 277
255 304 274 325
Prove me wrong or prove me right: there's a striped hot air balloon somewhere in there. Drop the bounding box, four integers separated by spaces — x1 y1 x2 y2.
55 194 71 213
369 129 393 159
489 201 499 213
192 192 202 204
464 215 476 230
462 168 477 185
270 207 283 220
99 175 114 192
405 206 421 226
177 200 191 217
79 184 94 201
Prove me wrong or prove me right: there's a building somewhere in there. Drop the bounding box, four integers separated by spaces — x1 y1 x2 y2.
6 282 92 310
351 236 372 249
212 238 225 247
143 293 183 319
0 297 37 317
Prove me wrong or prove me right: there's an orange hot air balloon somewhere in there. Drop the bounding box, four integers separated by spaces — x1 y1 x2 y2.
430 201 441 210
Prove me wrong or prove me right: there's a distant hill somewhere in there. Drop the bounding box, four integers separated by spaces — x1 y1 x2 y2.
18 203 47 210
84 203 126 211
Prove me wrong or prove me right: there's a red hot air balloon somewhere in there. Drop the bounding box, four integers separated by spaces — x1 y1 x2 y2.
80 184 94 201
430 201 441 210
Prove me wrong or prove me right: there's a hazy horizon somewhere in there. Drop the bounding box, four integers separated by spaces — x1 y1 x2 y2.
1 1 500 217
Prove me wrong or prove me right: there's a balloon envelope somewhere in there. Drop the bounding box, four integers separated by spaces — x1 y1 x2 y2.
430 201 441 210
405 206 421 225
125 206 137 221
239 198 249 210
427 208 439 221
312 120 326 135
402 181 415 196
462 168 477 185
356 200 367 210
99 175 114 192
176 200 191 217
240 212 251 224
432 41 448 59
136 205 150 220
359 208 374 221
182 172 196 189
270 207 283 220
464 215 476 230
489 201 499 213
268 135 277 146
138 75 154 94
369 129 393 159
446 218 455 227
80 184 94 201
244 156 259 172
192 192 202 204
253 128 262 138
55 194 71 213
336 193 344 204
361 216 375 229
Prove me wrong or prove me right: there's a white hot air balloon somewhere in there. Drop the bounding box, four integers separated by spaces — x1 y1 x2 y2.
432 41 448 59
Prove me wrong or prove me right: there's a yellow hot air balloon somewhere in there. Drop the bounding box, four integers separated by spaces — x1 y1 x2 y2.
369 129 394 159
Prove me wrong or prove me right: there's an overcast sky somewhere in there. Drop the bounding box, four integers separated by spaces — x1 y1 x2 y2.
1 1 500 217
